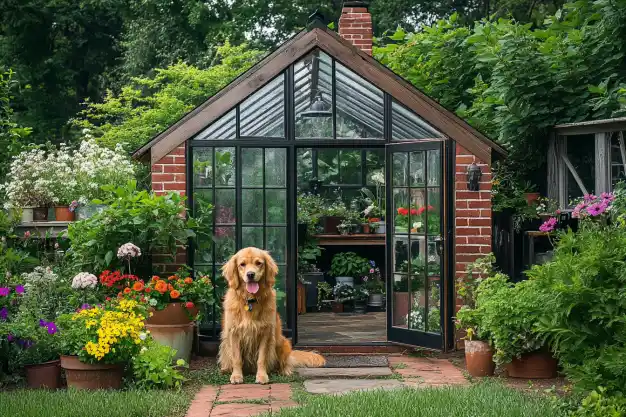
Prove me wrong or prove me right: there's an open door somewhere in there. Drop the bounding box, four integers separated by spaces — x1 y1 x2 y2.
386 141 449 349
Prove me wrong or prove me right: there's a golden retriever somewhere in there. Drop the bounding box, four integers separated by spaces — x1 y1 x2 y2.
218 247 325 384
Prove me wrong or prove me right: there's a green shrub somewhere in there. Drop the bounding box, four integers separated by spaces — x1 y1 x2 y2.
330 252 369 278
131 340 186 389
66 180 197 274
529 223 626 393
570 388 626 417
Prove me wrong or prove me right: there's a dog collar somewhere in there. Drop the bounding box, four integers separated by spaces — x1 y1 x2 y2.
245 298 257 312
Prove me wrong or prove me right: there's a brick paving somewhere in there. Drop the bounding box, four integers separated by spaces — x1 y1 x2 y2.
185 355 469 416
185 383 296 417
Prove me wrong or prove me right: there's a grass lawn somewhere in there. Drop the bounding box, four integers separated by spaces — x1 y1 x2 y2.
0 388 194 417
272 382 564 417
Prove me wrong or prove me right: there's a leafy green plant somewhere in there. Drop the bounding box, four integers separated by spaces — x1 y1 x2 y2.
131 340 187 389
2 312 60 370
316 282 333 311
330 252 368 278
571 388 626 417
66 180 197 274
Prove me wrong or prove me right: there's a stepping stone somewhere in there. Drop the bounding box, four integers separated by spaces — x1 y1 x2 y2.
305 379 404 395
297 367 392 378
324 355 389 368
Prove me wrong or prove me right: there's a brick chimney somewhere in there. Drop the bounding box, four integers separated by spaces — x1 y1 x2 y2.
338 1 373 55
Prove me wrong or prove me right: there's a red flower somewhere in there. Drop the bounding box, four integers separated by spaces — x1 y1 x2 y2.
145 287 152 293
123 287 131 294
418 207 426 215
106 297 111 301
427 205 434 211
410 208 418 216
184 277 193 285
185 302 194 309
397 208 409 216
132 282 144 292
170 290 181 299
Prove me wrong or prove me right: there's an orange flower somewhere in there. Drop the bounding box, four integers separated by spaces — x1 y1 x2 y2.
185 301 194 309
184 277 193 285
145 287 152 293
117 292 123 298
132 282 145 292
168 284 174 291
155 280 168 294
151 275 159 283
170 290 181 299
167 275 177 281
123 287 131 294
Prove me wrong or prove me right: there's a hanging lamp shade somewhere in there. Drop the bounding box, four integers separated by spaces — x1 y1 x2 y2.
300 92 332 118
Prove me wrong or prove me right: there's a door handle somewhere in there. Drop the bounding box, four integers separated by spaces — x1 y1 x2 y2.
434 235 444 256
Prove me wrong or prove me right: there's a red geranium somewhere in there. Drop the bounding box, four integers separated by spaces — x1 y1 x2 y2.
410 208 418 216
418 206 426 215
397 207 409 216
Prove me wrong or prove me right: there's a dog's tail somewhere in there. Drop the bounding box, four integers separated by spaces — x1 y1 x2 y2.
288 350 326 368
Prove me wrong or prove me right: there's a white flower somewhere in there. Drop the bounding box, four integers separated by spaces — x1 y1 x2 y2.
140 347 148 353
413 222 422 230
363 205 374 216
117 243 142 259
71 272 98 289
139 332 147 341
149 298 158 306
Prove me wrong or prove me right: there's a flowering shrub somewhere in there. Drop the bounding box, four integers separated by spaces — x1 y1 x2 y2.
57 299 147 364
124 273 215 313
71 272 98 289
1 313 60 368
332 283 354 301
362 261 384 295
99 270 139 297
0 284 24 323
395 205 438 233
1 148 56 208
117 243 141 260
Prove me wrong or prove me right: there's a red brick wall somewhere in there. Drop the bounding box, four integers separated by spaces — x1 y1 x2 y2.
151 145 187 196
338 5 373 55
150 144 187 274
454 144 492 345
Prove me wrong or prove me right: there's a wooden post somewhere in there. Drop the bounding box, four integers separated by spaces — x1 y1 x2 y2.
595 132 611 194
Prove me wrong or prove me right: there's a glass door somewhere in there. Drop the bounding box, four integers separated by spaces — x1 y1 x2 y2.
386 141 446 348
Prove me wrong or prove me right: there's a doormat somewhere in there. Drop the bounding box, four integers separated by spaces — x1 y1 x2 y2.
323 355 389 368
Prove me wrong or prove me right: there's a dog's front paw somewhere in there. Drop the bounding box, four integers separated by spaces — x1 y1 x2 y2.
230 373 244 384
255 372 269 385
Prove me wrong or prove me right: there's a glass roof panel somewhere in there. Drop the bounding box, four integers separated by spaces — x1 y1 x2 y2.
294 50 333 139
240 74 285 137
335 62 384 139
195 108 236 140
392 99 444 140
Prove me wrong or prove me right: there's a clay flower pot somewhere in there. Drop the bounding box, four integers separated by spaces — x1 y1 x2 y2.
505 350 558 379
464 340 495 377
331 301 344 313
146 302 199 325
33 207 48 221
524 192 541 206
24 360 61 389
323 216 343 234
60 355 123 390
54 206 75 221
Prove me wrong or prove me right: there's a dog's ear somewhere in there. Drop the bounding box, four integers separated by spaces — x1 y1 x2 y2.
221 252 240 290
263 250 278 288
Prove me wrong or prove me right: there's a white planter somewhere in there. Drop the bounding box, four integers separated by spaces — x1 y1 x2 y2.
336 277 354 287
21 208 34 223
377 221 386 234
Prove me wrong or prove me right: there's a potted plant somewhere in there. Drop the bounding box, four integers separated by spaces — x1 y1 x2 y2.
353 285 369 314
1 148 56 222
297 192 325 238
56 299 148 389
125 268 214 362
332 283 354 313
363 261 384 307
322 191 348 234
2 314 61 388
316 281 333 311
471 256 557 379
392 275 422 326
454 256 495 377
298 242 324 310
330 252 368 288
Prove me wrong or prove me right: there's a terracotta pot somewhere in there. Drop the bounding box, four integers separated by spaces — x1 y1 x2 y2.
323 216 343 234
60 355 123 390
25 360 61 389
297 282 306 314
54 206 75 221
524 192 541 206
145 323 194 363
393 292 409 326
464 340 495 377
33 207 48 221
505 350 558 379
331 301 344 313
362 224 370 234
146 302 199 325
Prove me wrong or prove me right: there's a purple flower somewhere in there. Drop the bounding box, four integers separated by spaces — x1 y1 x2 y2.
0 287 9 297
539 217 558 232
46 322 58 335
601 192 615 202
15 285 25 294
7 334 13 342
587 202 606 217
0 307 7 321
39 319 48 327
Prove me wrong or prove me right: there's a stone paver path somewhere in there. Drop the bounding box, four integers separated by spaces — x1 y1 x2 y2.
185 383 296 417
185 355 469 416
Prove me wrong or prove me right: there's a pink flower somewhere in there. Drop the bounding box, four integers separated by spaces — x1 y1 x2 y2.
24 231 31 239
539 217 558 232
587 202 606 217
369 268 375 274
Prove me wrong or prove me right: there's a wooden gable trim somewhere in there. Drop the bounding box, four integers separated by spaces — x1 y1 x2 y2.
135 26 505 165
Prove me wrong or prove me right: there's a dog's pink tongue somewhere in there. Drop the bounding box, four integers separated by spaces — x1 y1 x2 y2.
246 282 259 294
